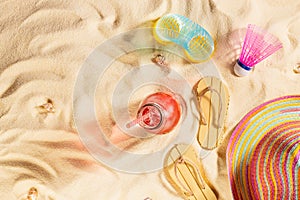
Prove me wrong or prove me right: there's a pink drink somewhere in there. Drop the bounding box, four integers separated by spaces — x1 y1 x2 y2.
126 92 182 134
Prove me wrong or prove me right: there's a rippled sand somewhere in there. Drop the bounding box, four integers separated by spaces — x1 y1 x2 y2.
1 0 300 199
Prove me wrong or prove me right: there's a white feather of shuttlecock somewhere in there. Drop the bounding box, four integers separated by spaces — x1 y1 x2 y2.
239 24 283 68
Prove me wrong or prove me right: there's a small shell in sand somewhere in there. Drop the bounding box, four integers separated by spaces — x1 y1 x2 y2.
36 99 55 114
27 187 38 200
151 54 168 67
293 65 300 74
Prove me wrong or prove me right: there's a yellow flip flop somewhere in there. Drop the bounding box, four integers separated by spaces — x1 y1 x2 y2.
194 76 229 150
163 144 217 200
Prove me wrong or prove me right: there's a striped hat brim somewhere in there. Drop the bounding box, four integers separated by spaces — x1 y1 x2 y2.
227 95 300 200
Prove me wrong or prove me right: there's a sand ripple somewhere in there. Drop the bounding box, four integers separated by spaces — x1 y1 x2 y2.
0 0 300 199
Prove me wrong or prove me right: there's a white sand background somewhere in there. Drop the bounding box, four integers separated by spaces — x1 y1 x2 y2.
0 0 300 199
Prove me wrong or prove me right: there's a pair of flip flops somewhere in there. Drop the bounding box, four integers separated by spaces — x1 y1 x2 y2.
163 76 229 199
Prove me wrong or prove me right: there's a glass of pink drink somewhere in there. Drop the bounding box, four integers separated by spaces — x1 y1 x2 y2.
126 92 184 135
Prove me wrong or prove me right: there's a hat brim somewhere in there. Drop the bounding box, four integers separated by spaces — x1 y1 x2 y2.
227 95 300 200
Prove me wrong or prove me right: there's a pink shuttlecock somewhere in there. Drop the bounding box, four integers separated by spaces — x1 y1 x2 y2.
234 24 283 77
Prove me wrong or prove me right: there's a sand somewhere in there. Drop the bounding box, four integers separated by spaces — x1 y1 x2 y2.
0 0 300 199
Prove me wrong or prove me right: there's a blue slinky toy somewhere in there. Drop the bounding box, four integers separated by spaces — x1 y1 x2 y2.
154 14 214 62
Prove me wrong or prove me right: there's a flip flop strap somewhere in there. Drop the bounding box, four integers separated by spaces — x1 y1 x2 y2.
197 86 222 128
174 156 205 196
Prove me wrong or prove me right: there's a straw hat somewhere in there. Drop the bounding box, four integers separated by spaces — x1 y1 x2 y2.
227 95 300 200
